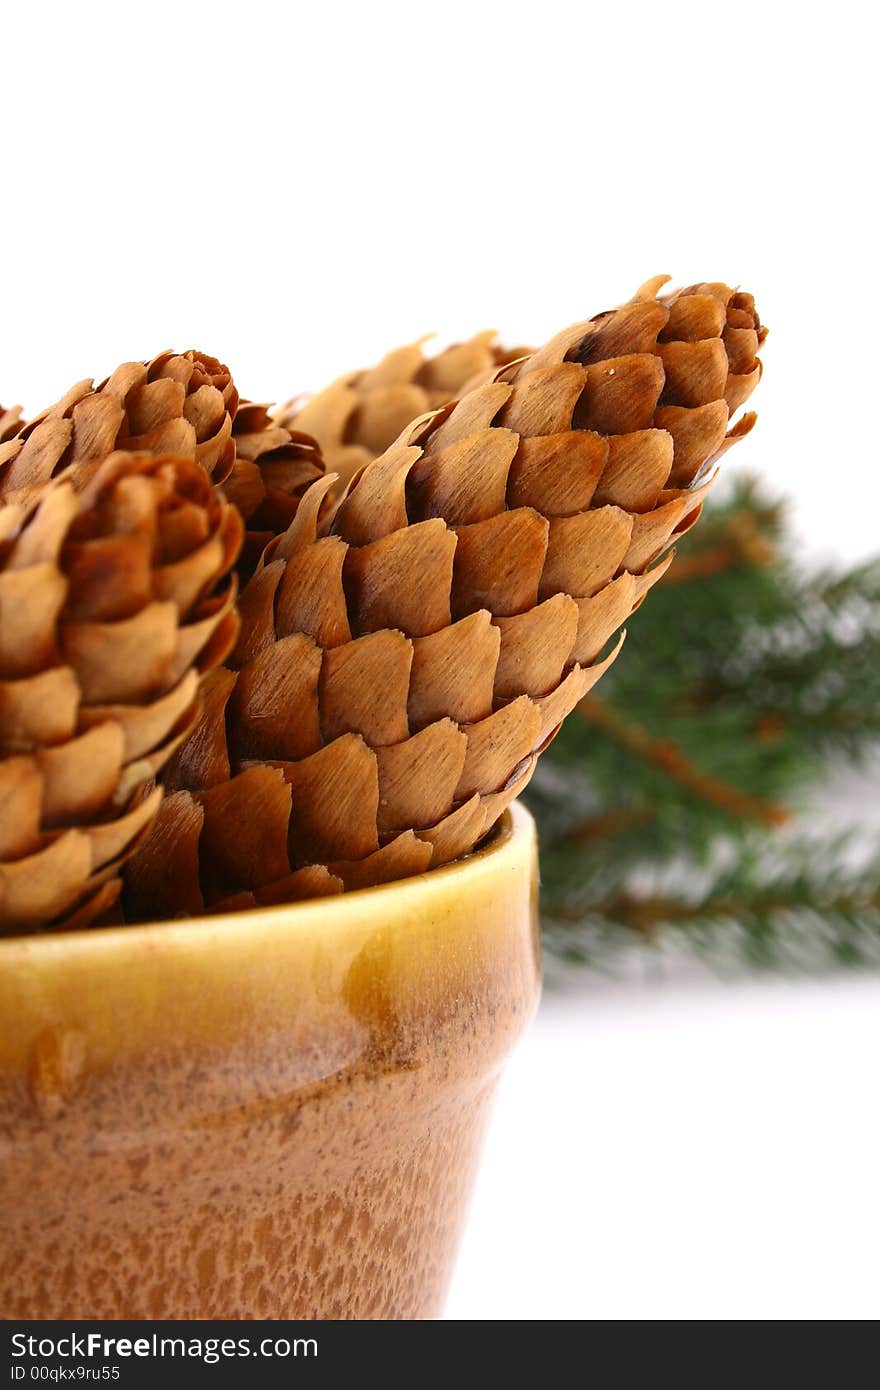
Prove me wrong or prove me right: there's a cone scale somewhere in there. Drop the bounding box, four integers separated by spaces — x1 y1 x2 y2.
0 405 23 445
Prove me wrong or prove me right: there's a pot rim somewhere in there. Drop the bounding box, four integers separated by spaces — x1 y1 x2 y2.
0 802 536 961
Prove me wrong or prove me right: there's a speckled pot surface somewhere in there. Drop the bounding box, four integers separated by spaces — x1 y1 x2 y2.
0 803 539 1320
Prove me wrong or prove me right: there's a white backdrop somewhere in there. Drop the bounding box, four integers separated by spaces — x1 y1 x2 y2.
3 0 878 1321
447 968 880 1321
2 1 877 558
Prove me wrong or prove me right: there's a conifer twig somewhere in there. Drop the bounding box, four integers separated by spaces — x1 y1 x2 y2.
587 884 880 934
575 694 789 826
657 511 775 585
567 805 655 843
541 844 880 967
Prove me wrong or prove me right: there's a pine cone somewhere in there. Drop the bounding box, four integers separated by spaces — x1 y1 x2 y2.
0 351 322 570
0 405 24 444
124 278 764 920
0 351 237 502
276 332 524 490
0 452 242 933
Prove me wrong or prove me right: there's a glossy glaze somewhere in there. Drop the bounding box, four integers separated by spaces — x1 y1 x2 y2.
0 804 539 1319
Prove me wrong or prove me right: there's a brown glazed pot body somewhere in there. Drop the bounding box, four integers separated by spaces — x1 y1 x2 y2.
0 805 538 1319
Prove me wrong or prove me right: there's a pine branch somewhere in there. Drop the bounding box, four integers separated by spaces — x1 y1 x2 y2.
575 694 789 827
541 839 880 969
657 507 776 586
567 805 656 844
532 473 880 970
699 555 880 755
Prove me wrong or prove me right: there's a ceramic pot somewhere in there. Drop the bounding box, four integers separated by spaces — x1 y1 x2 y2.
0 803 539 1319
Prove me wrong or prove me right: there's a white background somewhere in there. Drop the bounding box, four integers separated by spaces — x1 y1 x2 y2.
3 1 878 1321
447 960 880 1321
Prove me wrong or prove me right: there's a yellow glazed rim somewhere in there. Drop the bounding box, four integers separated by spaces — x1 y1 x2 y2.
0 803 539 1071
0 802 533 956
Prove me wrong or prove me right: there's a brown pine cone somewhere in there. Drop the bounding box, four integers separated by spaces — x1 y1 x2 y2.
0 352 323 570
276 332 525 490
124 278 765 920
0 351 238 502
0 451 242 933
